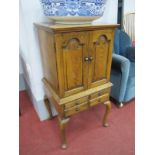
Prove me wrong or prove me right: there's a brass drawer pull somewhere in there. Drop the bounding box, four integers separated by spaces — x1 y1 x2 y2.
98 92 102 96
75 101 80 111
75 102 79 105
75 106 80 111
98 99 101 102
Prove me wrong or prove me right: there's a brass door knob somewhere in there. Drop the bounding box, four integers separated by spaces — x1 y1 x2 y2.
84 57 89 61
89 56 93 61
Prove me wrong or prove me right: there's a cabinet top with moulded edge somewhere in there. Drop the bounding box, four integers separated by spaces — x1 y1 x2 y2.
34 22 119 33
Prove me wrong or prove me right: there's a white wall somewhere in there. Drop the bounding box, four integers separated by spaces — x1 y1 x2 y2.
20 0 50 99
123 0 135 15
19 0 51 120
19 0 118 121
93 0 118 24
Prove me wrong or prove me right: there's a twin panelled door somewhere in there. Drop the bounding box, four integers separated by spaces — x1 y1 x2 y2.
55 30 114 97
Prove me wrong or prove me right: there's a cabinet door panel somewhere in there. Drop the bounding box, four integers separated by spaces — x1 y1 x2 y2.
55 32 89 97
88 30 114 88
63 39 83 90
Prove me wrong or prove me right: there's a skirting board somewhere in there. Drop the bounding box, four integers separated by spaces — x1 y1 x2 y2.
23 77 58 121
19 73 26 91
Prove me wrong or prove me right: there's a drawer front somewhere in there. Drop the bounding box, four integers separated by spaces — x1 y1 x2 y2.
64 101 88 117
89 93 109 107
64 90 110 117
90 88 110 100
65 96 88 109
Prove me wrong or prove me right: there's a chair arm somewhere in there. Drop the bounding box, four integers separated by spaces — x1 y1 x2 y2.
124 46 135 62
112 54 130 72
112 54 130 102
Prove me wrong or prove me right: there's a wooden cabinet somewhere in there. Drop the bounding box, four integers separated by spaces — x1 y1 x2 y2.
35 23 118 149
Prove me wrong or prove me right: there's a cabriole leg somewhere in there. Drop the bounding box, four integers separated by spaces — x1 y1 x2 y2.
58 117 70 149
102 101 111 127
44 96 53 119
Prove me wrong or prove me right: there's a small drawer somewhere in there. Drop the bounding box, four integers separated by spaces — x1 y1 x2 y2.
64 101 88 117
89 93 109 107
90 88 110 100
65 96 88 109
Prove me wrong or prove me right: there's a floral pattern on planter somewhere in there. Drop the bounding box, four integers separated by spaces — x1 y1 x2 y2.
40 0 107 16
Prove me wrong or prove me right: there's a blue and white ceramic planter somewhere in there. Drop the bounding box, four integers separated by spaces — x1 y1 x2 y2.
40 0 107 16
40 0 107 24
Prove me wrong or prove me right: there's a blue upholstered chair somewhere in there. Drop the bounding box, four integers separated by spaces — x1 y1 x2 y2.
110 29 135 107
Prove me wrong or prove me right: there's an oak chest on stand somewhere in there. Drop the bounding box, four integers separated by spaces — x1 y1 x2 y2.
35 23 118 149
